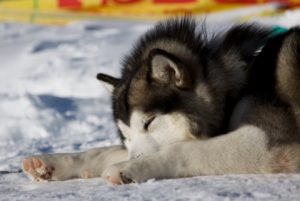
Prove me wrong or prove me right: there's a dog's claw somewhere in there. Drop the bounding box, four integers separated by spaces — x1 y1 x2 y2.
120 172 134 184
103 164 135 185
105 172 134 185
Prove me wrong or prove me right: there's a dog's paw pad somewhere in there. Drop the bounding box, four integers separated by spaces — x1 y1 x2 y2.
22 157 54 181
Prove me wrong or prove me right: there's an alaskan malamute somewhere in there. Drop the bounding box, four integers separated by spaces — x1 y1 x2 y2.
22 18 300 185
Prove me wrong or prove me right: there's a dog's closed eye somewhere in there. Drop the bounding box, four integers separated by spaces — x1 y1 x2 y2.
143 116 156 131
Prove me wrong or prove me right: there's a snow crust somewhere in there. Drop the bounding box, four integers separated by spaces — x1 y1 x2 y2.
1 173 300 201
0 10 300 200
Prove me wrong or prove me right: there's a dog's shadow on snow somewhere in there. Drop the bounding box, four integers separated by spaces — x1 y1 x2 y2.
37 95 77 116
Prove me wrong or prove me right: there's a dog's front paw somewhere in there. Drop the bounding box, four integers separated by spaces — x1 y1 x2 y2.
102 161 145 185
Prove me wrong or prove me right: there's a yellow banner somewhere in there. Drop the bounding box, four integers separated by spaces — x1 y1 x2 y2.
0 0 299 25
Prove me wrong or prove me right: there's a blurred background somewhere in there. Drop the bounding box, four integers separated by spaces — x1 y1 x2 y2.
0 0 300 172
0 0 300 25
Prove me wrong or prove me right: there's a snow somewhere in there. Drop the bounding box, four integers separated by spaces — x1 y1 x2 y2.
0 20 151 172
1 173 300 201
0 10 300 200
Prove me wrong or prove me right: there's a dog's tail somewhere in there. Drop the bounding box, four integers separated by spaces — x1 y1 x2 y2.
276 27 300 127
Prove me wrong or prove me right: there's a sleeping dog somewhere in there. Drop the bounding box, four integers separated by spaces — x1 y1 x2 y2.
22 18 300 185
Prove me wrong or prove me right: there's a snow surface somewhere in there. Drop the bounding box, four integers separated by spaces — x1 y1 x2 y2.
0 10 300 200
1 173 300 201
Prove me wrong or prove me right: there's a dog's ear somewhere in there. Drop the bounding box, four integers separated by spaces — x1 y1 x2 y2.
148 48 191 89
96 73 120 94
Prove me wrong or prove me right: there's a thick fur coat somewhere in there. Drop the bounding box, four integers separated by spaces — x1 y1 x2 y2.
22 18 300 185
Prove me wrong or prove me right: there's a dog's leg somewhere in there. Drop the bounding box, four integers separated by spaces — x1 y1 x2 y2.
277 28 300 127
103 125 300 185
22 145 127 181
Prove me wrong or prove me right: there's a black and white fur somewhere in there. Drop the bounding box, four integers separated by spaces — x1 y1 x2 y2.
22 18 300 185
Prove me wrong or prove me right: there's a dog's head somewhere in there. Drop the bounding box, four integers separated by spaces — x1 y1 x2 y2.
97 18 271 159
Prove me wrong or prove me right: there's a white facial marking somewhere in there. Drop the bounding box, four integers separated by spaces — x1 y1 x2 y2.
117 120 131 140
117 110 196 159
